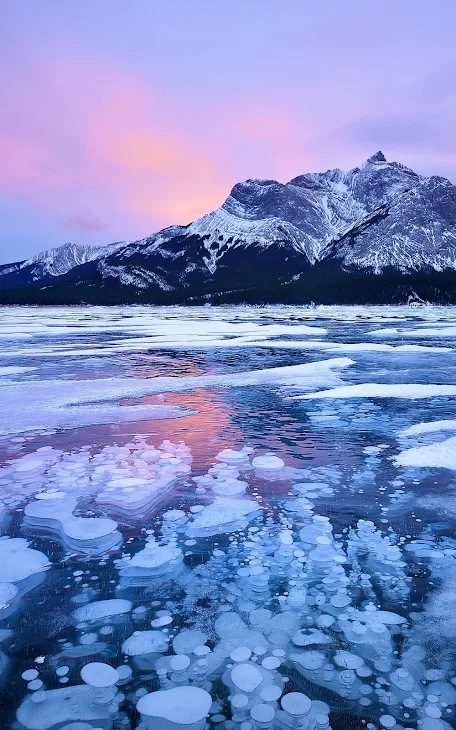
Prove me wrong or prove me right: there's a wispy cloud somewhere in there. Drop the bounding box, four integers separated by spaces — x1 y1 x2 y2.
0 58 233 237
62 214 107 234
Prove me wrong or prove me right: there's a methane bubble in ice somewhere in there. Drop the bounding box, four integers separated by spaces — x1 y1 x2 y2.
3 310 456 730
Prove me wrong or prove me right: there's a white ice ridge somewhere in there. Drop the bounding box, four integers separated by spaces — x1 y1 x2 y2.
0 312 328 340
223 340 453 354
0 325 330 358
395 436 456 470
370 325 456 337
0 304 453 339
0 358 353 434
300 383 456 400
0 366 36 376
400 420 456 436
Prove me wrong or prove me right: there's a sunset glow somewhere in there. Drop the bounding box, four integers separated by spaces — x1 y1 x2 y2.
2 1 456 260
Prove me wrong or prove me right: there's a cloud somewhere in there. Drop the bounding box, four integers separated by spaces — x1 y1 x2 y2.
343 114 437 148
0 57 231 237
11 48 456 246
62 214 107 234
409 64 456 104
218 101 318 182
0 54 319 241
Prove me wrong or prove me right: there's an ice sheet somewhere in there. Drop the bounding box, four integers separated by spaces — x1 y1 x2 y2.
0 358 353 434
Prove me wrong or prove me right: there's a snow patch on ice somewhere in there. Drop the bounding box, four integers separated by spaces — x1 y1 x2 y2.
395 436 456 470
302 383 456 400
400 420 456 437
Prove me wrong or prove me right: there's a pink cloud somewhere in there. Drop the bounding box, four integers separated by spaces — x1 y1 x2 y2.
0 55 322 240
218 102 318 182
0 57 232 236
62 214 107 234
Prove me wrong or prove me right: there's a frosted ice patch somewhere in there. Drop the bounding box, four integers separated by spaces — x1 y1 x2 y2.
252 454 285 470
0 358 352 434
400 420 456 437
211 479 248 496
254 340 453 353
231 662 263 693
73 599 132 623
395 436 456 470
118 537 183 584
0 366 36 376
185 498 260 536
0 538 50 583
137 686 212 724
216 448 251 463
371 326 456 337
302 383 456 400
80 662 119 687
24 494 122 554
0 379 194 435
0 582 18 605
122 630 169 656
17 685 115 728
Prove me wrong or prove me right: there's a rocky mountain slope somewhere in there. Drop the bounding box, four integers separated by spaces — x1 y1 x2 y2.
2 152 456 304
0 241 126 289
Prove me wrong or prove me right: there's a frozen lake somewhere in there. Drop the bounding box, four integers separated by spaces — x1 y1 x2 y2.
0 304 456 730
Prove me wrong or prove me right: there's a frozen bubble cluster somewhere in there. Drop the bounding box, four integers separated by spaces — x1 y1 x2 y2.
0 537 50 619
1 438 454 730
0 437 192 555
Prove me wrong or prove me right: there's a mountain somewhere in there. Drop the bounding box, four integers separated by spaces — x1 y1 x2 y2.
2 152 456 305
0 241 126 290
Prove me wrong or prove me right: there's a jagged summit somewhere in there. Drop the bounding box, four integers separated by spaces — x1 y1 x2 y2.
366 150 387 163
24 241 126 277
1 153 456 304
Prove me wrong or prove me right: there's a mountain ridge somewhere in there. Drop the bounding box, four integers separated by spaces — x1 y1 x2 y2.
2 152 456 305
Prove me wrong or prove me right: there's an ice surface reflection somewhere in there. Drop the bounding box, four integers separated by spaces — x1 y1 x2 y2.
0 305 455 730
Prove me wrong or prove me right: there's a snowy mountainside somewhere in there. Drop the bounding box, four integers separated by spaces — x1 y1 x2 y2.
0 241 126 290
23 241 127 277
333 174 456 272
176 151 424 270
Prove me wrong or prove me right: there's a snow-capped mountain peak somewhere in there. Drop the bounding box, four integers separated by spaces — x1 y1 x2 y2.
22 241 126 277
366 150 387 163
177 151 430 272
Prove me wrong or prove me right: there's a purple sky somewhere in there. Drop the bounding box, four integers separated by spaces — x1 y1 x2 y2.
1 1 456 262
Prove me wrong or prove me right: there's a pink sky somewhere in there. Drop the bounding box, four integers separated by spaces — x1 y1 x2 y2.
1 1 456 261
